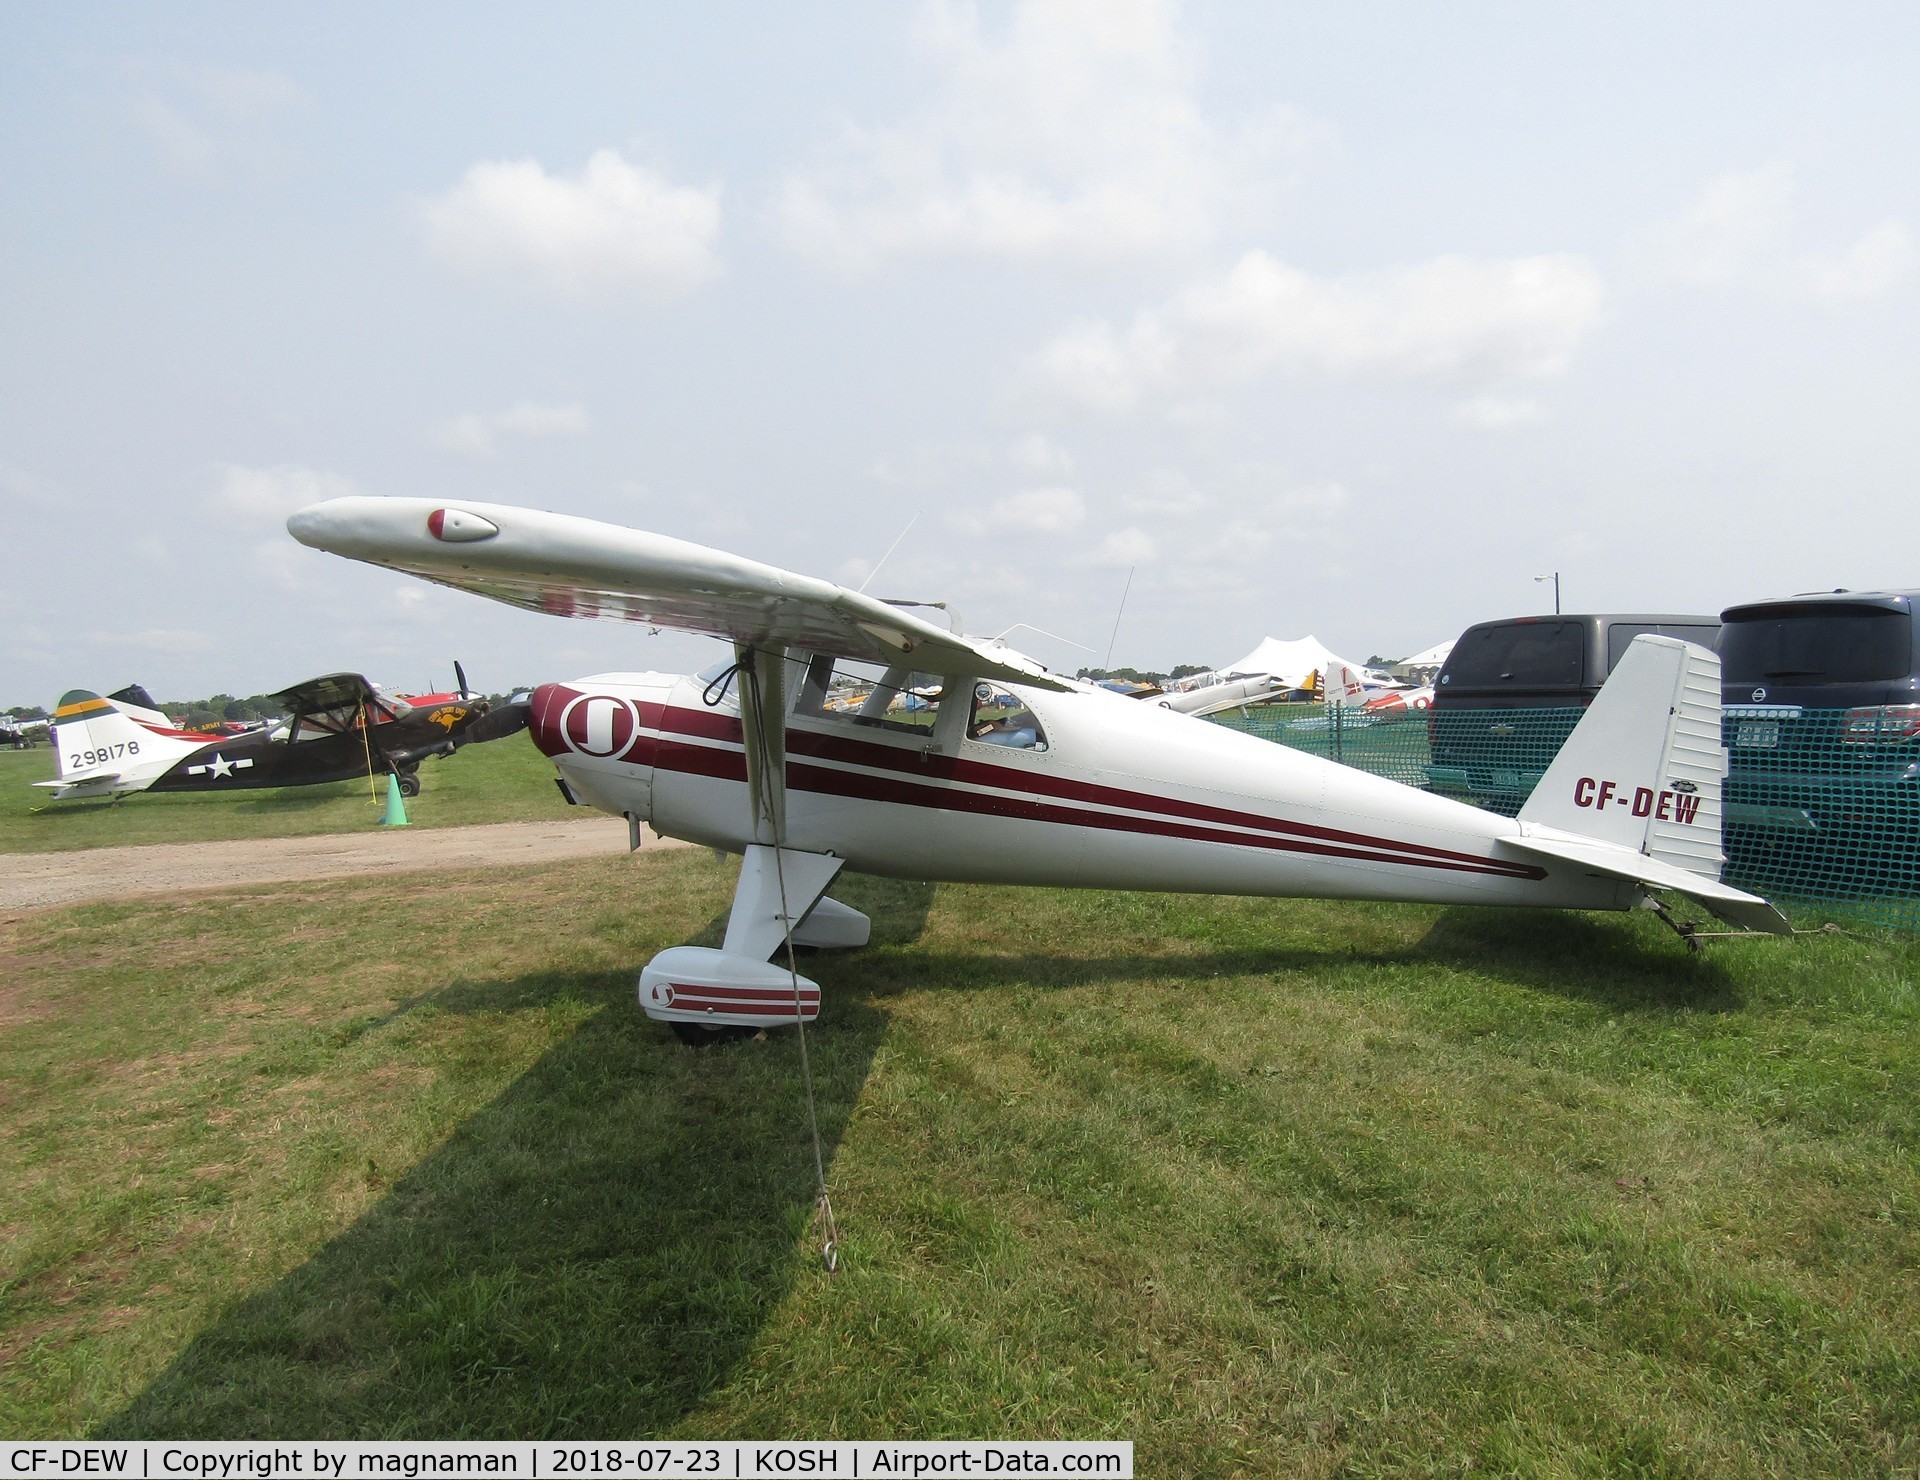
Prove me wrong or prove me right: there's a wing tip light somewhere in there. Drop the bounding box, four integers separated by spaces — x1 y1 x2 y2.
427 508 500 543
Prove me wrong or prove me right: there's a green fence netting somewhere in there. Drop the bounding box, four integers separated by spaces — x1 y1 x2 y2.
1207 701 1920 932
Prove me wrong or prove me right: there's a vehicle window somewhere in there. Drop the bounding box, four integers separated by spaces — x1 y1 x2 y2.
1720 608 1913 686
1442 621 1586 689
966 683 1047 751
1605 622 1721 669
795 655 944 734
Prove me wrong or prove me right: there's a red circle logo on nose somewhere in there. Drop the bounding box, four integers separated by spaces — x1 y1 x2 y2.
558 694 640 759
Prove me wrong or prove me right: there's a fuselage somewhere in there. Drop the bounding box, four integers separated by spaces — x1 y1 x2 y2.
528 662 1641 915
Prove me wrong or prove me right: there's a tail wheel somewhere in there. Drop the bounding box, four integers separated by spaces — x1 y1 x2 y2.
396 771 422 798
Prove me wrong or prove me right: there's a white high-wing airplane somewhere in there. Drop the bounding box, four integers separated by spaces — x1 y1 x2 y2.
290 498 1788 1041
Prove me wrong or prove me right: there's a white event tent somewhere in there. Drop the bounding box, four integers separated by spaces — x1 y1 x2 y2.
1215 636 1369 690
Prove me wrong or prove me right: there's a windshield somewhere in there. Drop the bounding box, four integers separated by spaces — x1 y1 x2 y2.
1443 621 1586 690
1720 608 1912 686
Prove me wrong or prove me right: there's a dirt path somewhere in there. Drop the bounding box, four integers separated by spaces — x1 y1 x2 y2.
0 818 690 913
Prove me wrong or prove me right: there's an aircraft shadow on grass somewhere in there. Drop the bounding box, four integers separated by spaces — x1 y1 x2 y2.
835 899 1738 1017
100 882 1724 1437
41 785 364 822
1412 907 1743 1014
102 880 937 1439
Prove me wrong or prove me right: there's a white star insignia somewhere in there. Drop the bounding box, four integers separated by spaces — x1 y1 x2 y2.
207 753 233 779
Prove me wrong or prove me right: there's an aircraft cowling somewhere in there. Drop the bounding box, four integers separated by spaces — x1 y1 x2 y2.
459 696 532 746
528 677 675 825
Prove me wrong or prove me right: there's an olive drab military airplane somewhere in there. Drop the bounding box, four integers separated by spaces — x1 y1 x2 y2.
39 671 529 801
289 497 1790 1042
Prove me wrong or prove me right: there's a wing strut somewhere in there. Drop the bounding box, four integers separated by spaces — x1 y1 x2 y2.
735 642 842 1274
736 642 787 848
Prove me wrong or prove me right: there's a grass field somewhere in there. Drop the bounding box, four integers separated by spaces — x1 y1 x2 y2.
0 737 571 853
4 849 1918 1472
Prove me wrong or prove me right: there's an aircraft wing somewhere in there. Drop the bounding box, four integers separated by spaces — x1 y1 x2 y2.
288 497 1071 692
270 672 377 715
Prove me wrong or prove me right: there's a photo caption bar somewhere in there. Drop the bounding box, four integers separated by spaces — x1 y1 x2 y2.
1 1443 1132 1480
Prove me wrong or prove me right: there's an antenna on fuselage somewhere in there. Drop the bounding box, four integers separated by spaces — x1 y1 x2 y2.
1103 565 1136 669
856 512 919 595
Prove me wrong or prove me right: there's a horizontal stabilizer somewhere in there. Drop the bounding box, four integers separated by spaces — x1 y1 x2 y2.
1506 830 1791 934
34 773 125 799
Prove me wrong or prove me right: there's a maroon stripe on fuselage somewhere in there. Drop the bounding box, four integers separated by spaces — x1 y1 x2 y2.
633 701 1541 880
783 760 1532 878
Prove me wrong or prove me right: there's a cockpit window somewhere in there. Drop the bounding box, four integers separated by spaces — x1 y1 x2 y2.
966 683 1047 751
796 655 944 734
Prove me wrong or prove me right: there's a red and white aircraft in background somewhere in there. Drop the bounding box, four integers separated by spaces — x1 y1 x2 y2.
1322 660 1435 720
290 498 1787 1041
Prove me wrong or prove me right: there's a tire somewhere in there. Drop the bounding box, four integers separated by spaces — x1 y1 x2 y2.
396 772 421 798
670 1021 755 1047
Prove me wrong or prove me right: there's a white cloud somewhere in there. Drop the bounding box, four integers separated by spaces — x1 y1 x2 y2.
1644 160 1796 289
1271 480 1350 519
0 463 59 508
433 414 498 460
1008 432 1074 476
951 485 1087 535
1081 526 1156 567
214 464 356 523
434 403 590 458
497 402 590 438
125 63 309 180
1641 163 1912 304
868 439 995 490
1453 395 1541 429
1135 473 1351 587
1030 250 1604 413
251 538 321 592
1123 468 1213 517
420 149 722 300
1806 221 1915 303
776 0 1326 270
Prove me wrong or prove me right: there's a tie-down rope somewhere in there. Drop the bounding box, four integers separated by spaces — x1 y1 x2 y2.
731 651 841 1273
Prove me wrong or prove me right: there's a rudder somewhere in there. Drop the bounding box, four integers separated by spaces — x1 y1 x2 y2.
1516 635 1727 882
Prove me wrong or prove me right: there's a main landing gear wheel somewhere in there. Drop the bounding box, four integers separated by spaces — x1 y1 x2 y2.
670 1020 756 1047
396 771 421 798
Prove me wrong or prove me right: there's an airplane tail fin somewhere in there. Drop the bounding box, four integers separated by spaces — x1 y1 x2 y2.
1507 636 1789 933
1322 660 1369 709
42 689 200 793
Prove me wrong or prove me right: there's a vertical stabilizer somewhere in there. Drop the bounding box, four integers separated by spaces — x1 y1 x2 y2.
1516 636 1727 881
45 689 203 793
1322 661 1370 710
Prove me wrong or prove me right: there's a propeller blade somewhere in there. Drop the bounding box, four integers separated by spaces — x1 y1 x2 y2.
454 660 470 698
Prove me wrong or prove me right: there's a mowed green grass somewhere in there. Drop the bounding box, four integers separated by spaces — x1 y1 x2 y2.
4 852 1919 1473
0 737 570 853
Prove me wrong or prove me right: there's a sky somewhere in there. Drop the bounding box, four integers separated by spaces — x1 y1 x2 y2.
4 1 1918 705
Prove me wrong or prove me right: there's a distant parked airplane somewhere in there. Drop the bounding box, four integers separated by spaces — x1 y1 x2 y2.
38 671 527 801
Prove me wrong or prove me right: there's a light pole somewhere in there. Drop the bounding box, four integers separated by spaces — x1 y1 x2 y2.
1534 572 1561 614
